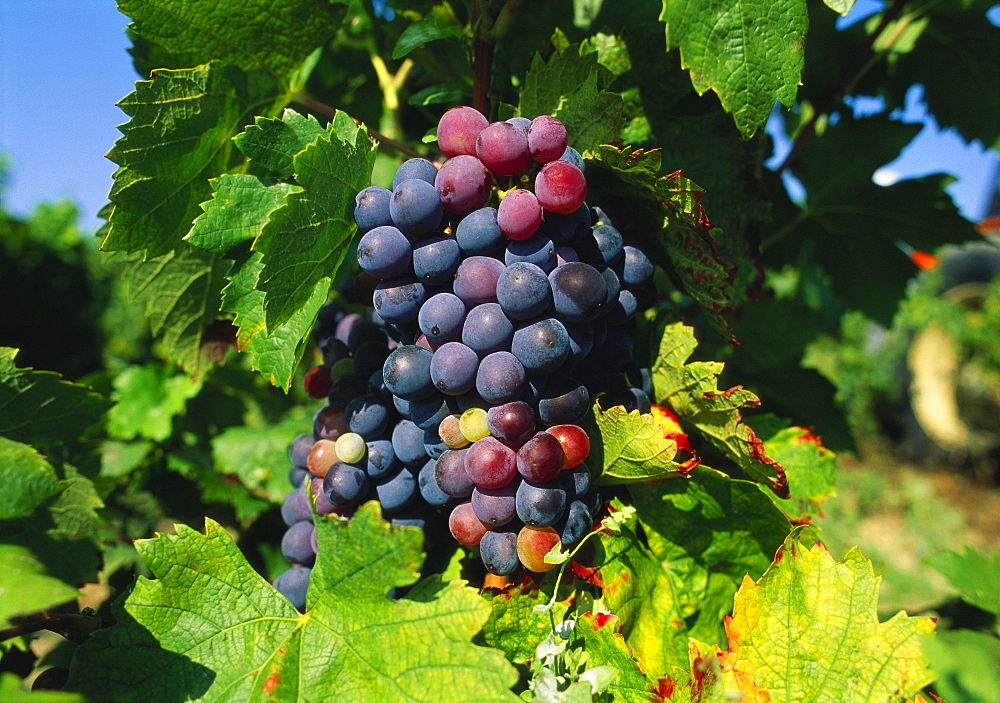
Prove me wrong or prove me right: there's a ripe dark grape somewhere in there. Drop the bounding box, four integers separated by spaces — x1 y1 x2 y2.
412 234 461 285
417 458 451 506
623 245 654 288
476 351 526 405
313 404 348 441
281 486 312 526
375 466 417 512
344 394 391 439
506 116 531 133
383 345 435 400
558 146 585 172
516 431 564 483
393 157 438 189
453 256 505 307
455 207 504 257
537 379 590 426
274 566 311 610
590 224 625 270
289 433 315 468
289 465 309 487
354 185 392 233
373 276 426 326
310 477 341 516
435 155 491 215
437 106 489 158
323 460 369 507
356 225 411 279
496 262 551 321
282 520 317 566
515 479 567 528
435 448 475 497
561 462 592 499
392 419 428 466
486 401 536 446
497 188 541 240
608 289 638 324
423 429 449 459
480 527 519 575
464 436 518 489
505 235 556 272
462 303 514 357
408 392 457 430
511 317 570 374
365 438 398 479
476 121 531 176
352 340 391 378
549 262 607 323
304 364 333 399
390 178 443 238
534 160 587 214
429 341 480 395
418 292 466 344
472 481 519 526
527 116 568 164
346 319 385 353
557 499 592 547
563 321 594 360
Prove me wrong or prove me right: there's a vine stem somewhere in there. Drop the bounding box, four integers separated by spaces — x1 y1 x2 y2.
776 0 913 175
471 0 493 116
293 92 424 160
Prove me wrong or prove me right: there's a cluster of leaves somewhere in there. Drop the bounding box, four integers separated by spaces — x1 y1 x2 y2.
3 0 999 699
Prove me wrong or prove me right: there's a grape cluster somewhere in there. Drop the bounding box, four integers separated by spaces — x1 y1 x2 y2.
273 107 659 605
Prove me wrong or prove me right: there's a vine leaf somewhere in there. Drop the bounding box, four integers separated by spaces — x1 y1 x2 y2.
392 9 464 60
109 246 231 381
926 546 1000 616
0 348 111 449
592 406 683 484
744 415 837 520
233 110 327 178
254 118 376 331
0 545 79 625
571 613 659 701
659 0 808 138
0 437 61 521
519 42 625 154
185 175 301 254
106 364 204 442
120 0 341 81
479 575 571 664
102 62 282 258
67 503 518 702
628 466 790 657
652 323 789 497
682 537 936 701
593 146 743 341
221 250 326 390
0 672 84 702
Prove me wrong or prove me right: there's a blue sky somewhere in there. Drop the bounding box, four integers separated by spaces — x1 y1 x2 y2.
0 1 997 233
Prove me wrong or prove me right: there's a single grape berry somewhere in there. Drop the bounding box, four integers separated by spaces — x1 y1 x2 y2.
497 189 542 241
476 121 531 176
534 160 587 214
527 115 568 164
437 106 489 158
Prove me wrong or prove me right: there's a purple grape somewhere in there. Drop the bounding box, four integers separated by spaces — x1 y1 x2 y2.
282 521 317 566
435 448 475 497
515 479 567 528
476 351 526 405
486 401 536 446
390 178 443 238
392 419 428 466
496 262 552 321
472 481 520 526
357 225 411 279
375 466 417 512
373 276 426 325
383 345 435 400
274 566 311 610
548 262 608 323
455 206 505 257
527 115 568 164
453 256 505 307
505 235 556 272
534 160 587 214
435 155 491 215
354 186 392 233
511 317 570 374
462 303 514 357
393 157 438 189
430 341 480 395
437 106 489 158
477 121 531 176
419 292 467 344
497 188 542 240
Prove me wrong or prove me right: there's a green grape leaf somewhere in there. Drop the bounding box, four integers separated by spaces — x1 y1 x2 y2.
659 0 807 138
592 405 683 483
924 629 1000 703
110 246 231 380
392 10 464 60
102 62 282 257
48 470 105 544
0 437 61 520
120 0 340 82
255 117 376 331
106 363 204 442
0 673 84 702
233 110 328 178
597 499 691 676
185 175 301 253
688 537 936 702
926 546 1000 615
0 348 111 448
519 43 625 154
68 504 519 702
211 414 310 505
628 466 791 652
220 250 327 390
744 415 837 520
592 146 743 340
823 0 855 14
652 323 790 497
570 613 658 701
479 576 571 664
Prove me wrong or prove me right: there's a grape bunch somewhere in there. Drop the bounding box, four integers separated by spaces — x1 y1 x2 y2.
272 107 660 606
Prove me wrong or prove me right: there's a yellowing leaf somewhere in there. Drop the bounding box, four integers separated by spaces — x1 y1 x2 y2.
689 537 936 702
593 405 682 483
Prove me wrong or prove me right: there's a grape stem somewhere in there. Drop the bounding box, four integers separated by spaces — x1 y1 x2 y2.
293 92 425 160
